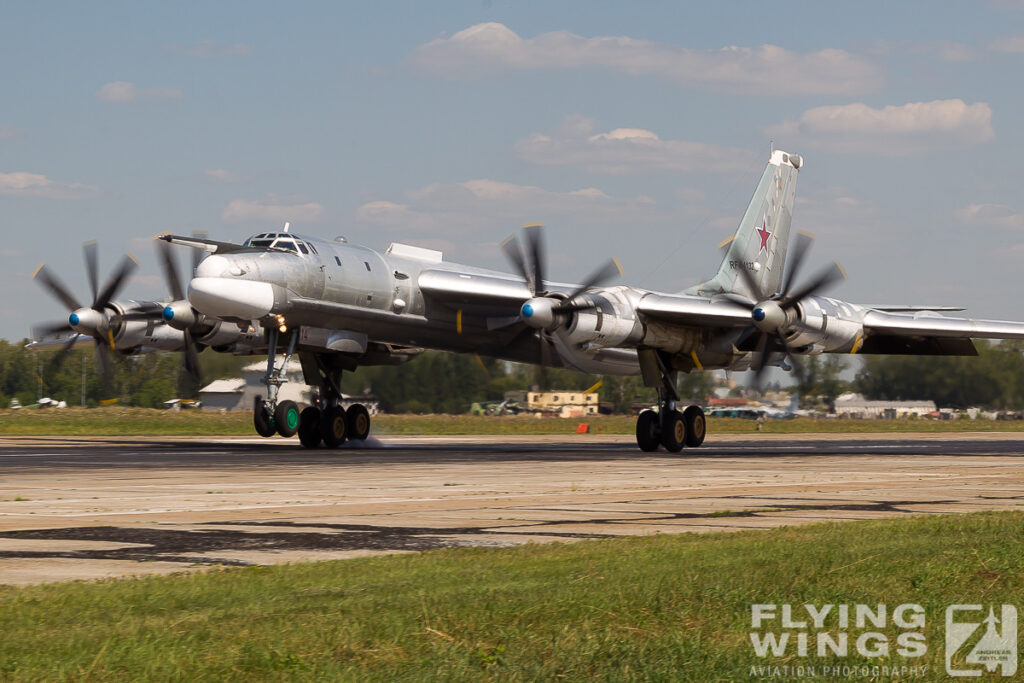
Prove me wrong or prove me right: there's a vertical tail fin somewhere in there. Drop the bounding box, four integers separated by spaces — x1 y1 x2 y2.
687 150 802 300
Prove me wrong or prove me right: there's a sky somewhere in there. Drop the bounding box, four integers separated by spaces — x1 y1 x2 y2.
3 1 1024 344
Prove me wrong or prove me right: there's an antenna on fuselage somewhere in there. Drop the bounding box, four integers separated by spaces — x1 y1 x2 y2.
283 222 290 233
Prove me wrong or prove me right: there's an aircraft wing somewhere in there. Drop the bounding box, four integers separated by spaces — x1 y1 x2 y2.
636 294 752 327
862 310 1024 340
418 269 533 306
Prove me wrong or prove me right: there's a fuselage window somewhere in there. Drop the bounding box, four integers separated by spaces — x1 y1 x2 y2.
335 256 342 266
364 261 371 272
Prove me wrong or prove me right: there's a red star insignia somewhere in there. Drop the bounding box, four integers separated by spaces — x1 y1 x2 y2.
756 219 771 253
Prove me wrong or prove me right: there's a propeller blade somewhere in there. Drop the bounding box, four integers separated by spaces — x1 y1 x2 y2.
537 330 551 391
191 231 208 273
83 241 99 306
94 338 114 394
780 261 846 312
777 334 806 387
46 335 80 376
157 239 185 302
33 264 82 312
524 224 545 295
780 232 813 299
751 332 771 393
32 321 75 339
501 234 532 293
561 258 623 306
554 300 596 315
94 254 139 309
734 260 766 304
183 329 202 391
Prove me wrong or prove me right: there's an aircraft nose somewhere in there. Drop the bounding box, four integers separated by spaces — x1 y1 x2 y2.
195 254 230 278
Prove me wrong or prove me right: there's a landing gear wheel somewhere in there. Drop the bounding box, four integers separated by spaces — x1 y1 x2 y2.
253 397 276 438
321 405 348 448
346 404 371 442
274 400 300 438
683 405 706 447
661 410 686 453
635 410 661 452
298 406 322 448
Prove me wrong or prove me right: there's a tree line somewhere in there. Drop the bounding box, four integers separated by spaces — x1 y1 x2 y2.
0 337 1022 412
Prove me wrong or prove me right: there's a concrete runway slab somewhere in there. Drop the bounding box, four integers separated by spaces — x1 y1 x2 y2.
1 433 1024 585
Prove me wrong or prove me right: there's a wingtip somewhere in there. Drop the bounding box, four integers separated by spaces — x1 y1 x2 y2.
153 231 171 240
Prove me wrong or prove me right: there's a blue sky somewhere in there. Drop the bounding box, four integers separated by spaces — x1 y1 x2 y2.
4 1 1024 342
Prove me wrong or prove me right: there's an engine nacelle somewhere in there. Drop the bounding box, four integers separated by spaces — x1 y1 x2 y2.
788 296 867 352
562 287 644 349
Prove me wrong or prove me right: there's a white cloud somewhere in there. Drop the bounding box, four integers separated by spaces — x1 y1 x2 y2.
356 178 656 237
179 41 252 57
96 81 183 102
956 203 1024 229
765 99 994 155
990 34 1024 53
410 22 881 95
205 168 240 183
0 171 98 199
867 40 978 62
221 197 325 224
515 115 758 174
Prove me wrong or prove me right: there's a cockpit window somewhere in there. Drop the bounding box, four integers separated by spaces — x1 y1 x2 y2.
245 232 313 255
271 238 299 253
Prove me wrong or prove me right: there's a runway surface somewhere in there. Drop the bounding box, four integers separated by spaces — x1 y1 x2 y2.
2 433 1023 585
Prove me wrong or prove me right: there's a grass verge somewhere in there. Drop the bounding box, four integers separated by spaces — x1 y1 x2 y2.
2 407 1024 436
0 511 1021 680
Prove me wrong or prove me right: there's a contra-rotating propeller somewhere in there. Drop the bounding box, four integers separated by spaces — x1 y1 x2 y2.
32 242 138 391
725 231 845 389
121 236 206 391
498 223 623 387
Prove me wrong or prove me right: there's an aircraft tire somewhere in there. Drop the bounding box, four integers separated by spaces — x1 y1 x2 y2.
275 400 300 438
346 404 371 442
253 397 276 438
635 409 661 452
298 407 322 448
321 406 348 448
661 410 686 453
682 405 706 447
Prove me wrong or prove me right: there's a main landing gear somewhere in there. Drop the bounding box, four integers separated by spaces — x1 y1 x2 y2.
635 392 706 453
634 348 707 453
252 326 373 448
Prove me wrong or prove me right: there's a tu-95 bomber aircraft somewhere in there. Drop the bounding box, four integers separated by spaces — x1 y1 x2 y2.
33 150 1024 451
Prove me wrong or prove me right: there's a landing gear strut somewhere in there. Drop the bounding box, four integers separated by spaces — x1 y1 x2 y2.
634 349 706 453
251 328 375 448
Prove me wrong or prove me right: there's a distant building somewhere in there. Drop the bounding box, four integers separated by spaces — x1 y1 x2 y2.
833 392 936 419
503 390 599 418
199 360 379 414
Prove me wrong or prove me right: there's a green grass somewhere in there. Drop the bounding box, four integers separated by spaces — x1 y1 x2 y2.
2 406 1024 436
1 511 1022 680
